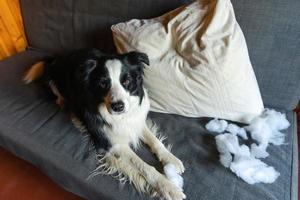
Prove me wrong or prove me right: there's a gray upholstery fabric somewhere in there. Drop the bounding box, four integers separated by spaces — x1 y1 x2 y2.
231 0 300 111
20 0 300 111
20 0 191 54
0 50 298 200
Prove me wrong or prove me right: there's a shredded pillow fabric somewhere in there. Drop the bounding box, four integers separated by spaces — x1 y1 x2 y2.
112 0 264 123
206 109 290 184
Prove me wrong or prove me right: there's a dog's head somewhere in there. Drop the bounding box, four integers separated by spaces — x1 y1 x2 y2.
74 49 149 115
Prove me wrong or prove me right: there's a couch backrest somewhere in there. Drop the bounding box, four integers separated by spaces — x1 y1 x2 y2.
231 0 300 111
20 0 191 53
20 0 300 110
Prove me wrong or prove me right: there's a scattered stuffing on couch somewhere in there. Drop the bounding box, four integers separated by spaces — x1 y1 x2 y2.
216 133 280 184
206 109 290 184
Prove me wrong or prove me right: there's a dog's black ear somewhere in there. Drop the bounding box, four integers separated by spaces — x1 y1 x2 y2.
124 51 149 66
76 59 97 82
85 59 97 73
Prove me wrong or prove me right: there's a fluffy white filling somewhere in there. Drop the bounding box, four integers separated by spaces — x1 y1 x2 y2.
226 124 248 140
215 133 280 184
246 109 290 158
230 154 280 185
215 133 239 167
164 163 184 189
207 108 290 184
205 118 228 133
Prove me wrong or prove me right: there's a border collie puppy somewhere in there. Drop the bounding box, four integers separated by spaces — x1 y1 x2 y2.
24 49 185 200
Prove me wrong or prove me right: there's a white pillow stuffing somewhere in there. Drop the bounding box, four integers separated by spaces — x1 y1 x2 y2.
208 109 289 184
164 163 184 189
205 118 228 133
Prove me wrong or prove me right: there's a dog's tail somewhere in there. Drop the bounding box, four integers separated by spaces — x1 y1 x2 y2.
23 61 46 84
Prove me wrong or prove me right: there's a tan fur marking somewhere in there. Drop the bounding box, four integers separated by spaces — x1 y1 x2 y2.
23 61 45 84
23 62 65 108
49 81 65 108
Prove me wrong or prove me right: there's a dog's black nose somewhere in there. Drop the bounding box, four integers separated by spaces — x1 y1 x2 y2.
111 101 125 112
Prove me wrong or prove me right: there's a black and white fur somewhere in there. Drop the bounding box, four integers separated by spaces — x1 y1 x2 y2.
24 49 185 200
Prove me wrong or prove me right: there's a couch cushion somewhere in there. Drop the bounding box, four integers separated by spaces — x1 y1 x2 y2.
0 51 298 200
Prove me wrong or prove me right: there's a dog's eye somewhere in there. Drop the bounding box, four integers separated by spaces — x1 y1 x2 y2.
123 79 130 87
122 74 131 87
99 78 109 88
137 74 142 81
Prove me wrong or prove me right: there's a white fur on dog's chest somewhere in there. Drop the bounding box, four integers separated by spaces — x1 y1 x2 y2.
101 91 150 147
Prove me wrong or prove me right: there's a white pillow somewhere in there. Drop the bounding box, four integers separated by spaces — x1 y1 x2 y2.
111 0 264 123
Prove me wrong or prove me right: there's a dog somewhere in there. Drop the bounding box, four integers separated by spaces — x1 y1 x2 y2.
24 48 185 200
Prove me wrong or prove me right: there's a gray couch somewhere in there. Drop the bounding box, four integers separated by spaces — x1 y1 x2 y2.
0 0 299 199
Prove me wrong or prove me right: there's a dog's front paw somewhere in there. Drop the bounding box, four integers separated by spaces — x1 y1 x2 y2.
161 152 185 174
156 177 186 200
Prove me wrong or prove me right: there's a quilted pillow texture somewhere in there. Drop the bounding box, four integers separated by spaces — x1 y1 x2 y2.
111 0 264 123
